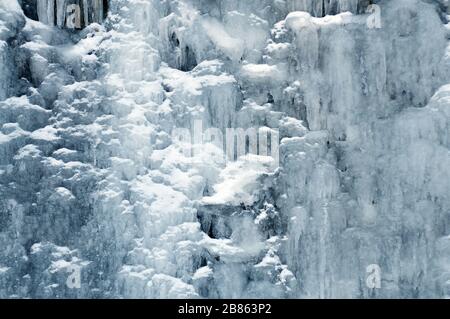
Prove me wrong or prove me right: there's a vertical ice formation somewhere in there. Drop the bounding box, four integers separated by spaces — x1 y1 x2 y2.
0 1 25 100
0 0 449 298
36 0 105 28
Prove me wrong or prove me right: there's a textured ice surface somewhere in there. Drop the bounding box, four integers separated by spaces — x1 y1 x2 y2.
0 0 449 298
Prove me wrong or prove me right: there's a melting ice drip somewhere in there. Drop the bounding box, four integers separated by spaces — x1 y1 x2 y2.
36 0 106 28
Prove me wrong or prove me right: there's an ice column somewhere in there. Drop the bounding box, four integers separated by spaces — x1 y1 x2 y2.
286 0 369 16
36 0 105 28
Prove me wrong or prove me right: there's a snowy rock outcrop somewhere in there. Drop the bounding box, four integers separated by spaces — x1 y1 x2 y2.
0 0 449 298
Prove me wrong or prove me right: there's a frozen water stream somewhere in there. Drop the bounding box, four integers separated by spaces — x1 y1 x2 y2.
0 0 449 298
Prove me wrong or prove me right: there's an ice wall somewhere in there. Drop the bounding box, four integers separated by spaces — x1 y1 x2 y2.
0 0 449 298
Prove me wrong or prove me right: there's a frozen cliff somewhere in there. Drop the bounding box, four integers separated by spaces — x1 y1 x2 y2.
0 0 449 298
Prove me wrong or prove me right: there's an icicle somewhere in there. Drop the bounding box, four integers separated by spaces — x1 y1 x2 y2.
56 0 67 28
36 0 104 28
92 0 104 24
37 0 55 26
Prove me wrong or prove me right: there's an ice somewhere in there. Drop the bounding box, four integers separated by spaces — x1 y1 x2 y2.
0 0 449 299
201 18 244 62
36 0 55 26
36 0 105 28
201 155 276 206
0 3 24 100
240 63 285 84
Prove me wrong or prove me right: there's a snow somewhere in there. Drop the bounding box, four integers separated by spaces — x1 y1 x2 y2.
37 0 105 28
0 0 449 299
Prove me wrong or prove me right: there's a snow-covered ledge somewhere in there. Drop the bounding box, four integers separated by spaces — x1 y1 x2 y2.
36 0 106 29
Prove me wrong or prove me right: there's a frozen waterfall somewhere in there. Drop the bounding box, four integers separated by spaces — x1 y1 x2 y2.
0 0 449 299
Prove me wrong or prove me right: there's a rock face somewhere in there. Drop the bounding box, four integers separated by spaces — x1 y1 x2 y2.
0 0 449 299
